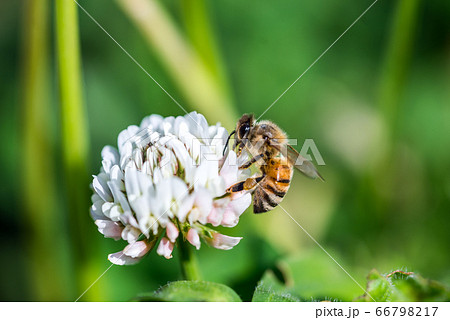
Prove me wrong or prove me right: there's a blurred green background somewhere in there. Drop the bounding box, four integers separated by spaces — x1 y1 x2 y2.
1 0 449 301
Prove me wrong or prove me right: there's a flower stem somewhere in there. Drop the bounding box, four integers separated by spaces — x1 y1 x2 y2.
177 237 202 281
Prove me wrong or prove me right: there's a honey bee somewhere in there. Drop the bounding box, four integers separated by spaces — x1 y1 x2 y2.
223 114 323 213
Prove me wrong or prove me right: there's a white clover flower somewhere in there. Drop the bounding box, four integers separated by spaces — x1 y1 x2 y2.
91 112 251 265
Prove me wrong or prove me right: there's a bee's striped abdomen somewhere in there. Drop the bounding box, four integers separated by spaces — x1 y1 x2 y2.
253 158 293 213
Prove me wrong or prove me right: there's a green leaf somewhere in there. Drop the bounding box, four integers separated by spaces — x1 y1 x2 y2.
354 269 391 302
354 269 450 302
252 270 301 302
133 280 242 302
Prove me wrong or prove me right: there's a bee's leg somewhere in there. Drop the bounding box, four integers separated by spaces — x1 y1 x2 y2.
239 153 265 170
226 175 265 193
235 141 247 157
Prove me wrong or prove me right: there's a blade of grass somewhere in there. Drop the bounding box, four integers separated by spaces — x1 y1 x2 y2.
378 0 421 135
21 0 72 301
55 0 105 301
361 0 421 220
117 0 238 129
180 0 232 98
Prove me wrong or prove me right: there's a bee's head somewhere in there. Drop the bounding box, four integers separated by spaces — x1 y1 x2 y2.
222 114 255 157
235 114 254 141
232 114 254 155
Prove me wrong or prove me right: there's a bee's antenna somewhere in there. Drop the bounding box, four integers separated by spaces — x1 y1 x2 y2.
223 130 236 156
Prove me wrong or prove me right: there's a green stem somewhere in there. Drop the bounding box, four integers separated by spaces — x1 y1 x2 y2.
22 0 70 301
177 236 202 281
55 0 103 301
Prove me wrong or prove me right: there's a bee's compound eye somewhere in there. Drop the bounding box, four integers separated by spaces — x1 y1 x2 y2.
239 123 250 139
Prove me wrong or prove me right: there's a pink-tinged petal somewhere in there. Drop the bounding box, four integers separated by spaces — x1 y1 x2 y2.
95 220 123 240
108 251 141 265
123 241 152 258
156 237 174 259
186 228 201 250
207 206 223 227
166 221 179 242
206 233 242 250
207 198 228 227
230 192 252 216
220 193 251 227
221 208 239 227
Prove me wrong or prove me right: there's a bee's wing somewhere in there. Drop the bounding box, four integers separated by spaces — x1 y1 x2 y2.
283 144 324 181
